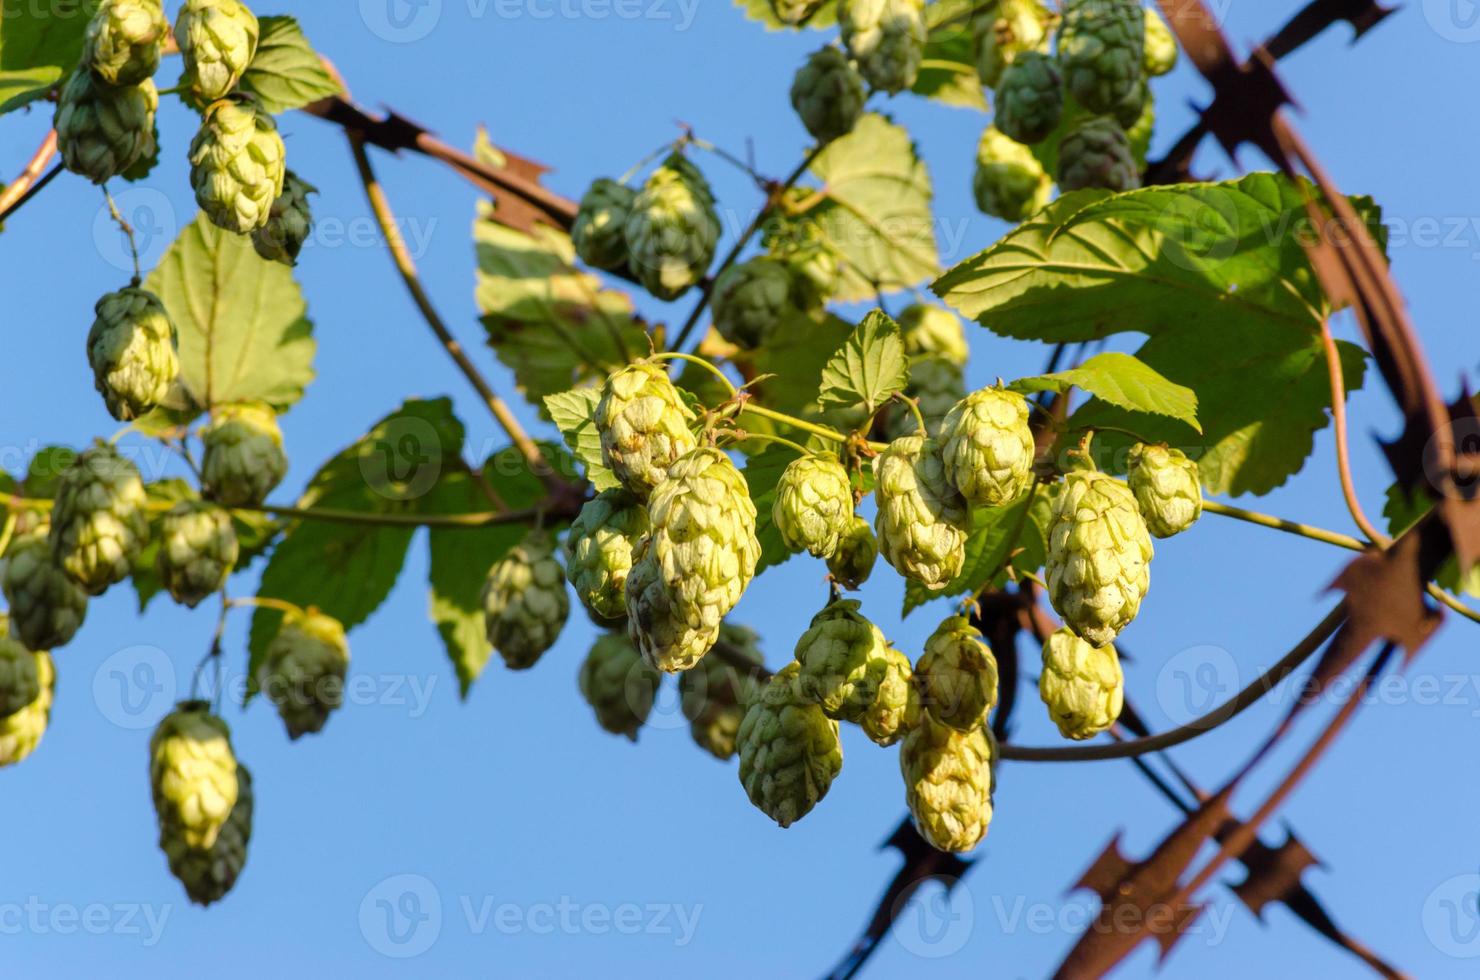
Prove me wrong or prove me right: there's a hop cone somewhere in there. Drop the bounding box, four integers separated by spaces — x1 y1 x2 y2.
1057 117 1140 192
54 70 157 184
624 153 720 301
258 609 350 739
899 303 970 366
1039 627 1123 740
83 0 168 86
940 386 1036 507
572 178 637 271
482 531 570 671
1143 5 1178 76
917 615 999 732
626 539 718 674
167 764 253 906
150 702 239 850
770 0 828 25
0 645 54 768
839 0 926 95
762 193 842 309
1127 443 1202 538
1045 470 1153 646
794 599 914 745
680 623 765 759
199 402 288 508
188 96 286 235
157 501 239 609
861 645 915 746
578 633 661 741
973 125 1053 222
564 489 650 626
175 0 260 101
50 442 149 595
0 616 41 718
773 454 853 559
790 46 867 144
994 51 1063 145
87 286 179 422
711 257 794 350
595 363 698 500
826 515 878 591
873 435 969 590
1057 0 1145 114
737 662 843 828
901 716 995 853
1 524 88 651
972 0 1055 87
251 170 316 266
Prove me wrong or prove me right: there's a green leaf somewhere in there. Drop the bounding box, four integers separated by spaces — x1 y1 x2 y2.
1013 352 1201 433
818 310 909 415
1384 482 1480 598
0 0 96 115
732 0 836 29
144 213 317 420
902 489 1041 616
913 1 988 111
238 16 341 114
543 388 621 491
747 310 857 421
742 444 801 575
22 446 78 498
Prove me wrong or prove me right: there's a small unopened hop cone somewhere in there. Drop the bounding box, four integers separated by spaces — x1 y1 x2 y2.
793 599 914 746
736 663 843 828
578 633 661 742
564 489 650 627
157 501 239 609
199 402 288 508
2 520 88 652
150 702 239 851
915 615 999 732
257 609 350 739
1126 443 1203 539
1039 628 1123 740
482 530 570 671
0 620 55 769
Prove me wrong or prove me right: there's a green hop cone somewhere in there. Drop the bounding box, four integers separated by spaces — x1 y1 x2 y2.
900 303 970 366
166 764 253 907
83 0 169 86
251 170 316 266
199 402 288 508
679 623 765 759
50 442 149 596
157 501 239 609
1046 470 1153 646
1057 0 1145 115
1 524 88 652
572 178 637 271
973 126 1053 222
594 362 698 500
711 257 795 350
1127 443 1202 538
940 386 1036 507
0 616 41 718
994 50 1063 145
54 70 157 184
900 715 995 853
790 46 867 144
0 645 54 768
793 599 913 745
737 662 843 828
624 153 720 301
972 0 1056 87
189 96 287 235
150 702 239 850
578 633 662 741
1143 5 1178 76
770 0 828 25
564 489 650 626
773 454 854 559
87 286 179 422
839 0 926 95
626 540 718 674
762 192 843 309
873 435 970 590
917 615 1000 732
482 531 570 671
1039 627 1123 740
1111 77 1148 130
175 0 260 101
258 609 350 739
826 515 878 591
1057 117 1140 192
862 645 916 747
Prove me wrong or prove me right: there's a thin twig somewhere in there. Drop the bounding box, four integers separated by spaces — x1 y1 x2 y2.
0 131 59 222
1319 317 1390 545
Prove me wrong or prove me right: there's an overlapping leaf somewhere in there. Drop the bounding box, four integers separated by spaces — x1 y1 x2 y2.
1012 352 1200 432
818 310 909 414
913 0 987 110
0 0 95 114
544 388 620 491
240 16 341 114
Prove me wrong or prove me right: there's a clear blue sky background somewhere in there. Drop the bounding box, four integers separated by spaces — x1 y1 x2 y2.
2 2 1479 977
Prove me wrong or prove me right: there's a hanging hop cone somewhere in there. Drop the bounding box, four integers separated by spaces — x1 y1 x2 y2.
839 0 926 95
623 153 720 301
737 662 843 828
940 386 1036 507
873 435 970 590
917 615 1000 732
1057 116 1140 192
899 303 970 365
826 515 878 591
794 599 915 746
762 191 843 310
87 286 179 422
994 50 1063 145
251 170 316 266
774 453 854 559
258 608 350 739
1057 0 1145 115
482 530 570 671
579 633 662 741
83 0 169 86
2 523 88 652
157 501 239 609
0 616 41 719
572 178 637 271
54 70 157 184
680 622 766 759
1046 470 1153 646
166 763 253 907
1039 627 1123 740
50 442 149 596
0 635 54 769
175 0 260 101
770 0 828 25
711 257 796 350
973 126 1053 223
1127 443 1202 538
199 402 288 508
564 489 650 627
150 702 239 850
1142 5 1178 76
189 95 286 235
971 0 1056 87
626 538 719 674
901 716 996 853
594 362 698 500
790 46 867 145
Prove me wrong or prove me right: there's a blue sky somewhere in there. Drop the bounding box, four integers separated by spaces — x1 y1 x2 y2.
2 2 1479 977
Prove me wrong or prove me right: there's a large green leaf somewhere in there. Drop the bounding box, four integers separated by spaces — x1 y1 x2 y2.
0 0 97 114
913 0 988 110
543 387 620 491
239 16 341 114
818 309 909 415
1012 351 1200 433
